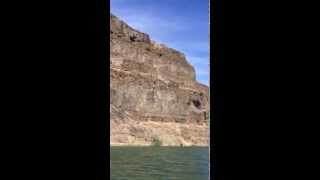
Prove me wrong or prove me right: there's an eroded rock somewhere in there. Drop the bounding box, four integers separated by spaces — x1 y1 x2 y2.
110 13 209 146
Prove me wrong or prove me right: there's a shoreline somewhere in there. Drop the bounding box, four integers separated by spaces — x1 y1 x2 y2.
110 143 209 147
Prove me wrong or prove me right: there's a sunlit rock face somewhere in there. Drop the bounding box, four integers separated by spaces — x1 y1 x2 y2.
110 14 209 146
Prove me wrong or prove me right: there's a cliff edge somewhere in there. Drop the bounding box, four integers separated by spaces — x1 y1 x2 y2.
110 14 209 146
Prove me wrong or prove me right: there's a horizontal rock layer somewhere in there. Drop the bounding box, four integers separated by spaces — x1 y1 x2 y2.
110 14 209 146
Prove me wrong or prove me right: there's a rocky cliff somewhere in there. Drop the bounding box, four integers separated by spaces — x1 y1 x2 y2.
110 14 209 146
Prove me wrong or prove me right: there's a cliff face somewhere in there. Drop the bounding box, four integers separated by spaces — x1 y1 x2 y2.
110 14 209 146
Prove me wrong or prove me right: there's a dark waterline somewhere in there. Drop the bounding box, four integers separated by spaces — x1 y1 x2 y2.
110 147 209 180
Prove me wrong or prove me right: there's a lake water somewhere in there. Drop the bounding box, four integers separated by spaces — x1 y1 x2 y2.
110 147 209 180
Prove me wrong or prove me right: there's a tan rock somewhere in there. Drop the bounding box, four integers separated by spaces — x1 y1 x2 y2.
110 13 209 146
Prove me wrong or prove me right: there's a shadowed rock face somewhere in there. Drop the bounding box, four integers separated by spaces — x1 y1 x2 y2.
110 14 209 146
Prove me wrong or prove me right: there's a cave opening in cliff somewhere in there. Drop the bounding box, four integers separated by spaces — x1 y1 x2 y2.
192 100 201 109
130 36 137 42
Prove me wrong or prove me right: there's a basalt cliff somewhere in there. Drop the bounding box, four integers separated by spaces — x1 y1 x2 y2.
110 14 209 146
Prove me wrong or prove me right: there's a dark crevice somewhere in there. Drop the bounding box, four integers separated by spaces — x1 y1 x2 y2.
130 36 137 42
192 100 201 109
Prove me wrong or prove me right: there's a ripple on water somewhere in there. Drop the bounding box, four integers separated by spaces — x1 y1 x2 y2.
110 147 209 180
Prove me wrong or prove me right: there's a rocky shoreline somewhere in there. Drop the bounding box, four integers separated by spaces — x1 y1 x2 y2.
110 144 209 147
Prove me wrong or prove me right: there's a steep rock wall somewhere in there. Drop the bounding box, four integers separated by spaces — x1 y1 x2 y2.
110 14 209 146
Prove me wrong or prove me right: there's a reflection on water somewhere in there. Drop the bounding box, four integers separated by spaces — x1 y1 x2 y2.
110 147 209 180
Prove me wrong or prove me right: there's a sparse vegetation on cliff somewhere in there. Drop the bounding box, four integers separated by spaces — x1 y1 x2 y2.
151 136 162 146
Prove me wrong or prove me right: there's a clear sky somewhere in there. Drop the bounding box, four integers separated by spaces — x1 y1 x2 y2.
111 0 209 86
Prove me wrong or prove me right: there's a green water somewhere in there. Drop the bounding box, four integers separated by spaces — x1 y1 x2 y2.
110 147 209 180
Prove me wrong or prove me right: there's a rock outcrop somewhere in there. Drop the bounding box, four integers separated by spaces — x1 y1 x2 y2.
110 14 209 146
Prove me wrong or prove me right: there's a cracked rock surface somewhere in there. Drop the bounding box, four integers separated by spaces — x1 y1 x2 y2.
110 14 209 146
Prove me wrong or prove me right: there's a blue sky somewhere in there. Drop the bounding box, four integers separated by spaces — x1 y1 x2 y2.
111 0 209 86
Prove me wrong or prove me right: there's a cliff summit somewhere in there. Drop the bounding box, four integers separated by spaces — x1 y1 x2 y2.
110 13 209 146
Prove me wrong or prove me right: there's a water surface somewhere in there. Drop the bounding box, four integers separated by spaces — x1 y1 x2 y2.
110 147 209 180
